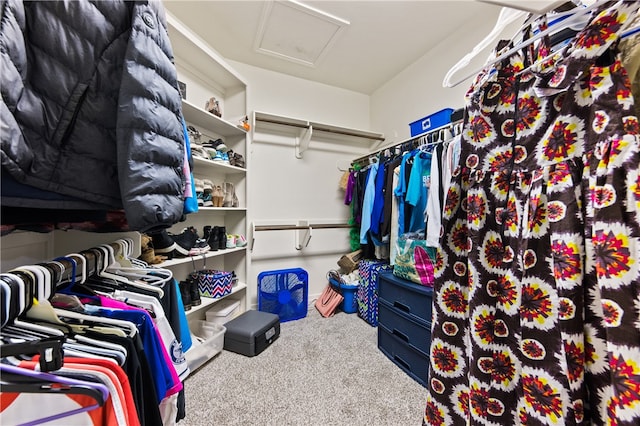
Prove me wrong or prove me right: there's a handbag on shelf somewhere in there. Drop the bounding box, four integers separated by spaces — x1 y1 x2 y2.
315 281 344 318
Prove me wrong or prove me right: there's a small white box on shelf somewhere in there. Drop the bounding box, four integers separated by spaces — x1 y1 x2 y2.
206 299 241 325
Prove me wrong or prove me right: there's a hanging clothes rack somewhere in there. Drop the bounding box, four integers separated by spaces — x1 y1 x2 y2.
251 221 352 251
351 116 464 169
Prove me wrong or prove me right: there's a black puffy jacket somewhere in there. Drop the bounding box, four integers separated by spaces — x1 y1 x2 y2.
0 0 186 232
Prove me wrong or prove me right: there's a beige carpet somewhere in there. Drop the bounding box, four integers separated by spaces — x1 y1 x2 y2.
181 308 426 425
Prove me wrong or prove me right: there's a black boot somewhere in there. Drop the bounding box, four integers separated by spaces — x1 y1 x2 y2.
179 280 192 311
205 226 219 251
218 226 227 250
189 276 201 306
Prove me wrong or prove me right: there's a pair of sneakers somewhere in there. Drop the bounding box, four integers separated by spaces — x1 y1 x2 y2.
151 227 209 258
226 234 247 249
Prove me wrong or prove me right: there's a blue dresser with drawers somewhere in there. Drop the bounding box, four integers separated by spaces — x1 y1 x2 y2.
377 270 433 387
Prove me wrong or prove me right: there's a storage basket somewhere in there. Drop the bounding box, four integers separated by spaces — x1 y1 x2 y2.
409 108 454 137
329 277 358 314
193 270 233 298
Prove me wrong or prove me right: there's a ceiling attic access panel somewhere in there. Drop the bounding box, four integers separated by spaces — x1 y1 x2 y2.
254 0 350 67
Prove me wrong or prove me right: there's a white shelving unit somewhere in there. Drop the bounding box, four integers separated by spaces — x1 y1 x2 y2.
165 12 250 370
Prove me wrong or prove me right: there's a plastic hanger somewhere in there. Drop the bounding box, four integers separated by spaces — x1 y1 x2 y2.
0 363 108 426
445 0 605 87
89 245 164 297
1 273 27 315
443 6 527 87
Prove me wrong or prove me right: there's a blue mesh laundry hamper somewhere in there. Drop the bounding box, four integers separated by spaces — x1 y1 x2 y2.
258 268 308 322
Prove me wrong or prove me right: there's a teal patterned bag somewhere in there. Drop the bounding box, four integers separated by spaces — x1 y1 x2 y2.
393 233 435 287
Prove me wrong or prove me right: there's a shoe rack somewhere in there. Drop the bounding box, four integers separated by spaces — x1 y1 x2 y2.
163 12 249 342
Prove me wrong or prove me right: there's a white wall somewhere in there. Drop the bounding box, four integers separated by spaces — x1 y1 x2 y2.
370 12 522 146
229 61 371 129
228 61 374 309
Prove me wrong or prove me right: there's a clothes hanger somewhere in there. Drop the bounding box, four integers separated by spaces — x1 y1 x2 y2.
443 6 528 87
1 273 28 317
0 363 108 426
25 294 137 338
1 279 10 327
445 0 605 88
10 265 48 301
0 335 66 372
89 245 164 297
516 0 638 76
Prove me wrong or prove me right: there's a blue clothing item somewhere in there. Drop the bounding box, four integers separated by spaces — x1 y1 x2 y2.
359 163 379 244
406 151 432 233
173 279 192 352
182 118 199 215
86 305 179 404
393 153 411 236
369 160 388 237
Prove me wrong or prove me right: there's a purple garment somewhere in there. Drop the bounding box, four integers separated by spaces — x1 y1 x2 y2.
344 171 356 205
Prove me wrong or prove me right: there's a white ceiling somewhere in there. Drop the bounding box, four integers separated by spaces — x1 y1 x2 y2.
163 0 504 95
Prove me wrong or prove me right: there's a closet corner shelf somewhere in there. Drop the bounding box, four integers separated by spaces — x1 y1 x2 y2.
193 156 246 174
185 282 247 319
166 12 247 92
182 100 247 138
159 246 247 268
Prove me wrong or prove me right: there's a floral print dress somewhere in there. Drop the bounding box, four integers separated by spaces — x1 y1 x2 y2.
424 2 640 425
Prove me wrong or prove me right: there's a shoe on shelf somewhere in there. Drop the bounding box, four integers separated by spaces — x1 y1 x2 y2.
187 125 202 144
188 277 201 306
211 150 226 163
204 225 220 251
189 238 210 256
202 179 214 207
218 226 227 250
171 227 199 256
226 234 236 249
194 178 205 207
222 182 237 207
191 144 209 161
179 280 192 311
150 230 177 255
203 138 227 153
231 152 245 168
213 185 224 207
234 234 247 247
221 151 230 165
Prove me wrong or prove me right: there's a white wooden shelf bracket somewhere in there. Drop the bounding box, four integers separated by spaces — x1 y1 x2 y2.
296 125 313 159
295 220 312 250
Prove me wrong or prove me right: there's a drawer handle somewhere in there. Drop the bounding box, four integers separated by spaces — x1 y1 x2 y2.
393 328 409 342
393 355 411 371
393 301 410 313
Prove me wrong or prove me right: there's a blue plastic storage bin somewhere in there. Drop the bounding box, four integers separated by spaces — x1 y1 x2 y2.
258 268 308 322
409 108 454 137
329 278 358 314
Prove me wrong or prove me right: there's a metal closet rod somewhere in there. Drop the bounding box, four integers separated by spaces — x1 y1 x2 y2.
255 117 386 142
254 223 352 231
351 118 464 166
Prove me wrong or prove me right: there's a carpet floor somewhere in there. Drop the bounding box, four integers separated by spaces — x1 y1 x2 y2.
181 308 426 425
